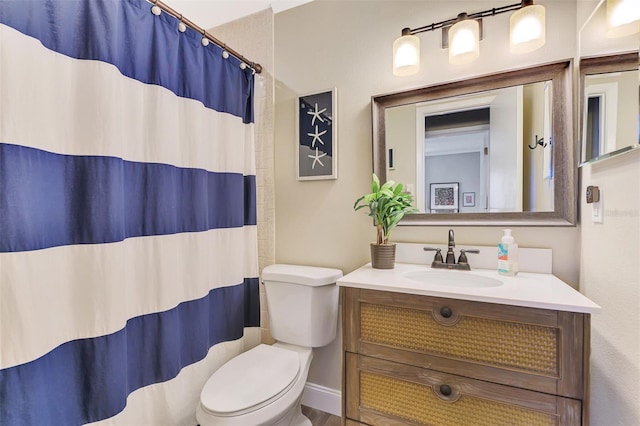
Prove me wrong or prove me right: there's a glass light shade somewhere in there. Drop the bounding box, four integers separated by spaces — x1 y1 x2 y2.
448 19 480 65
510 4 546 54
393 34 420 76
606 0 640 38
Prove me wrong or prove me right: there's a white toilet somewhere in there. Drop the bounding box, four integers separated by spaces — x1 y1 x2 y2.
196 264 343 426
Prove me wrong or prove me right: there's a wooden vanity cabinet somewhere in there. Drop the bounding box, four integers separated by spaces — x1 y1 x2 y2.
341 287 591 426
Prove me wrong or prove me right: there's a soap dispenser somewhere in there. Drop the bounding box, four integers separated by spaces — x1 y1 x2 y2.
498 229 519 276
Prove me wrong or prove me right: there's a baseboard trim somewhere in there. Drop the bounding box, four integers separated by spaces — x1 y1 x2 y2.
301 382 341 417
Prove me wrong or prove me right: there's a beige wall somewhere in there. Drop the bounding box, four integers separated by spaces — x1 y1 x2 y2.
275 0 579 392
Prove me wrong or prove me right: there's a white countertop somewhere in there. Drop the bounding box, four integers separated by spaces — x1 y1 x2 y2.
338 263 601 314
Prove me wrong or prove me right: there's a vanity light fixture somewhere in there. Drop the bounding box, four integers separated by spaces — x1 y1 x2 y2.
510 0 546 54
605 0 640 38
392 0 546 76
392 28 421 76
449 13 480 65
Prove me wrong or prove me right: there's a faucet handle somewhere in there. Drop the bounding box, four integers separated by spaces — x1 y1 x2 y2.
458 249 480 264
423 247 443 263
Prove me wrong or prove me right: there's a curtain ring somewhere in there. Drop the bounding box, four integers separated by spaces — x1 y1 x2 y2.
150 0 161 17
178 14 186 32
201 29 210 46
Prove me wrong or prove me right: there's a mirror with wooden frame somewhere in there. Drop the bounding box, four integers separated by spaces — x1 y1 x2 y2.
372 60 575 226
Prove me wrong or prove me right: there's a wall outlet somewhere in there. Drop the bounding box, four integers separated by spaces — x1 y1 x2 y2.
591 190 603 223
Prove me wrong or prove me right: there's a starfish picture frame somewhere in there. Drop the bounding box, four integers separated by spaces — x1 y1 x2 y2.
296 88 338 180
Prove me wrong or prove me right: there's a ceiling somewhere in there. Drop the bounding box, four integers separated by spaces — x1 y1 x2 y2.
163 0 313 29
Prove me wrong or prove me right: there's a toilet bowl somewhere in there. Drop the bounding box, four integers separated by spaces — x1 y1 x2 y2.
196 264 342 426
196 343 313 426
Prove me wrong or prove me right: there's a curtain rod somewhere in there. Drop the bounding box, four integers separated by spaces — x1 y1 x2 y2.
149 0 263 74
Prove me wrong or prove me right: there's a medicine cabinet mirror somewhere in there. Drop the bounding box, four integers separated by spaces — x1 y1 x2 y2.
372 60 575 226
578 0 640 166
580 54 639 165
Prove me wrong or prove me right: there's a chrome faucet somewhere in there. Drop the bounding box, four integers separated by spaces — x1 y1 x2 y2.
424 229 480 271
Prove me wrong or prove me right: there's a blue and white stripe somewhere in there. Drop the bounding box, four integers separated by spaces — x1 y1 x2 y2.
0 1 259 424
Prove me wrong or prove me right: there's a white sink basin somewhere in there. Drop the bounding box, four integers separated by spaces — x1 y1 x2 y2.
404 269 503 288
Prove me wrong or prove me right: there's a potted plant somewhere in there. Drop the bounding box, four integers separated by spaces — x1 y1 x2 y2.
354 174 418 269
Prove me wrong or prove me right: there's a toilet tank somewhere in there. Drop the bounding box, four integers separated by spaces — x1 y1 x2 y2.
262 264 342 348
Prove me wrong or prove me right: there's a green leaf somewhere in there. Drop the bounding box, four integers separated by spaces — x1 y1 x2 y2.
371 174 380 192
354 174 418 242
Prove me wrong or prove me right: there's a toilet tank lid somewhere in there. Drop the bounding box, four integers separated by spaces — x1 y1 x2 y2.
262 264 343 287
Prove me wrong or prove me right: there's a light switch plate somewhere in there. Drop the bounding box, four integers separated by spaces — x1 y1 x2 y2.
591 191 603 223
406 183 415 195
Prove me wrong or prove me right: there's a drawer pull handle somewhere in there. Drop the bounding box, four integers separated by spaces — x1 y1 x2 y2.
440 306 453 318
439 384 452 396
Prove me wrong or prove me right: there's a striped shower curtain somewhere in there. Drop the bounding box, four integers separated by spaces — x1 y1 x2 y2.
0 0 260 424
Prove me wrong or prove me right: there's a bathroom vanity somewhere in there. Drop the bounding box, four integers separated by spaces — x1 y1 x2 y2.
338 263 600 426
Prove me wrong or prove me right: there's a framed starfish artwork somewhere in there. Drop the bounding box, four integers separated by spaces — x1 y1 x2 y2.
296 88 337 180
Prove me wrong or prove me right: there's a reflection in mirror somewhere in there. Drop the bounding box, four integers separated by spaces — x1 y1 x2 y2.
579 53 640 165
372 61 575 226
578 0 640 166
386 81 554 214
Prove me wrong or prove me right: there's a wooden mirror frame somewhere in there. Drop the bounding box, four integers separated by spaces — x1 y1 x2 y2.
372 60 575 226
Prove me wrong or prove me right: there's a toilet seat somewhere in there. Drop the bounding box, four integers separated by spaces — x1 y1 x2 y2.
200 344 300 417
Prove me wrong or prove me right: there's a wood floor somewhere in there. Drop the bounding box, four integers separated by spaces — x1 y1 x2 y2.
301 406 341 426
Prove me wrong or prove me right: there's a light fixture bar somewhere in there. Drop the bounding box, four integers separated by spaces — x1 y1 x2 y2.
392 0 544 75
406 1 525 36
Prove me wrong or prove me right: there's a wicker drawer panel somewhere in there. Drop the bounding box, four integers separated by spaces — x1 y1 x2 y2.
360 302 558 375
360 371 556 426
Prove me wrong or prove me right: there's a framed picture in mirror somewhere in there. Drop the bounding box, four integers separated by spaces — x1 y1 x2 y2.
463 192 476 207
430 182 459 212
